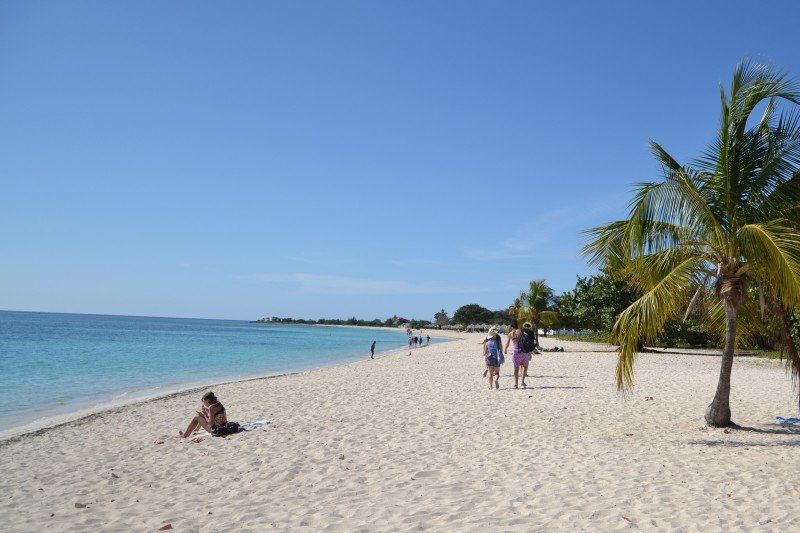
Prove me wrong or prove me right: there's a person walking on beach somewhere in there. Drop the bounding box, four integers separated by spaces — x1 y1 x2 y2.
482 326 503 377
505 319 534 388
426 334 430 345
370 340 376 359
483 327 503 389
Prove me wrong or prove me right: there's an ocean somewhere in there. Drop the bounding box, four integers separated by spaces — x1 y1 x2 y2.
0 310 430 433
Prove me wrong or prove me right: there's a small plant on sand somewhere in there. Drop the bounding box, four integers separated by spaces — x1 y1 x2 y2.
584 60 800 427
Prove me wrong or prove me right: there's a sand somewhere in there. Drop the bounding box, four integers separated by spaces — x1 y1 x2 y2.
2 332 800 532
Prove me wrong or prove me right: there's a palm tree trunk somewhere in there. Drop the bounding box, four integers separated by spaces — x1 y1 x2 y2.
704 299 738 427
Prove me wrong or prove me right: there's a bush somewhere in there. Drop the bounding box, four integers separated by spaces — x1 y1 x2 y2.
653 318 713 348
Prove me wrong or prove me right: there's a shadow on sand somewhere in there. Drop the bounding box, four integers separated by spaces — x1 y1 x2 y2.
500 385 584 391
528 375 583 379
687 424 800 447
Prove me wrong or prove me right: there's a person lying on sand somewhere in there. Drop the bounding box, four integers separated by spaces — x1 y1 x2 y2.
180 391 227 438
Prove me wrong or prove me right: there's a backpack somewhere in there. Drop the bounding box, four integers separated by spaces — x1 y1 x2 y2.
212 421 243 437
487 336 504 364
518 329 537 353
486 338 500 358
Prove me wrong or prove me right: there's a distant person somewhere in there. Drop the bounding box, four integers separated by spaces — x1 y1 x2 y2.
482 326 503 377
180 391 229 438
483 327 503 389
370 340 376 359
505 319 535 388
426 334 430 345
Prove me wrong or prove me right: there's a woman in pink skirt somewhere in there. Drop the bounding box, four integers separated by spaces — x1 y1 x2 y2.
504 318 530 388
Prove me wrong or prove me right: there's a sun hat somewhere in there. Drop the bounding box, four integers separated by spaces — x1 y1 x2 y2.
523 322 532 329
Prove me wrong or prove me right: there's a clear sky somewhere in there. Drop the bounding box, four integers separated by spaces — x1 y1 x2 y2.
2 1 800 321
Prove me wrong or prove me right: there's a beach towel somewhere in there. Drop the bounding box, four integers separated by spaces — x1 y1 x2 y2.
241 419 271 431
776 417 800 426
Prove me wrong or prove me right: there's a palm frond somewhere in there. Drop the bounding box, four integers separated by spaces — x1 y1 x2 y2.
582 220 632 268
611 257 699 390
728 60 800 125
772 302 800 408
737 221 800 307
627 157 726 254
621 246 705 293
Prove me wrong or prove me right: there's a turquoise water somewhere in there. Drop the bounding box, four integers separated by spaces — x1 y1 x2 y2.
0 311 432 432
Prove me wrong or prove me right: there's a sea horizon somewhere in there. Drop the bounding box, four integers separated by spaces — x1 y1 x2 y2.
0 308 276 323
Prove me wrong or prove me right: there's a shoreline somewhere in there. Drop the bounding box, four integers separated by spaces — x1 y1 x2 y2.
3 332 799 530
0 328 455 444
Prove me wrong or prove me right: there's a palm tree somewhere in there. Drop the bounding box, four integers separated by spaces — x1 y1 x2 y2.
513 279 555 343
584 61 800 427
539 310 562 336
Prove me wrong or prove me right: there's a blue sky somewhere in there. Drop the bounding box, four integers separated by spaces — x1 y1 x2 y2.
2 1 800 321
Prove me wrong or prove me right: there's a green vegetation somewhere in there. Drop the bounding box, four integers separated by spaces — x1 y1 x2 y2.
510 280 555 340
434 309 450 327
584 60 800 426
452 304 510 326
747 350 789 360
553 332 611 344
554 268 637 332
252 315 432 329
452 304 493 325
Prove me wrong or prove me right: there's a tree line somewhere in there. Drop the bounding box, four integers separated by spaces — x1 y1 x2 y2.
252 315 434 330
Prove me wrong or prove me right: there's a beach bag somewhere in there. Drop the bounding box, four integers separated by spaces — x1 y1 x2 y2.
518 330 537 353
212 421 242 437
487 336 504 365
486 338 500 357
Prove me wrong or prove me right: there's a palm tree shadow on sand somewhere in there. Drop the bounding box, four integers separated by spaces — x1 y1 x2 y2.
688 425 800 447
527 375 584 379
500 385 584 391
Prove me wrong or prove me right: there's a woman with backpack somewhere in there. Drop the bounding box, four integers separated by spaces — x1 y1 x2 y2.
483 326 503 389
505 319 536 388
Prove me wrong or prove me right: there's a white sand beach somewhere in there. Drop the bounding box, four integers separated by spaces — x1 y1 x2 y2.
2 332 800 532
